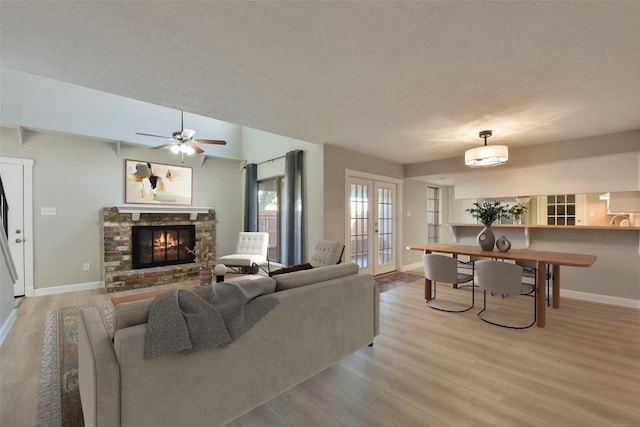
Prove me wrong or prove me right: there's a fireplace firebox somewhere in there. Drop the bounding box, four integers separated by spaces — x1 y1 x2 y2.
132 225 196 269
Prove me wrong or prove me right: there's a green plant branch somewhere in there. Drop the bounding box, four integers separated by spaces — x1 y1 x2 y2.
465 201 509 226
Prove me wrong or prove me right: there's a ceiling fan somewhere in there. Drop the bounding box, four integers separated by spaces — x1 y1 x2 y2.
135 110 227 158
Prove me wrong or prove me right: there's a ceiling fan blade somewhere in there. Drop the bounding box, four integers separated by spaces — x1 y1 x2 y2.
189 143 204 154
151 142 176 149
194 139 227 145
136 132 172 139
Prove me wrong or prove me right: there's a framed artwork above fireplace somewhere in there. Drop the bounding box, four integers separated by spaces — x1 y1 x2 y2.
125 159 193 205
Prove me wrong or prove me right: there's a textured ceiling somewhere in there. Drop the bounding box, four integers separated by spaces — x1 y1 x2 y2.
1 1 639 164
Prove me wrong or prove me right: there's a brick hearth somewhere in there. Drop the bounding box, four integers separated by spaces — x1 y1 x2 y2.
102 207 216 293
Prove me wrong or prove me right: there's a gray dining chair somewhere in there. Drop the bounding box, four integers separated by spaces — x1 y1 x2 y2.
456 255 485 287
516 259 551 306
475 260 536 329
423 254 475 313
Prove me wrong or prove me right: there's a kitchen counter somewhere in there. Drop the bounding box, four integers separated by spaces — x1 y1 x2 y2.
449 223 640 247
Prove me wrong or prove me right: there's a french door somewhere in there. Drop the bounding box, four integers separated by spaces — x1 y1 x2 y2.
346 175 397 276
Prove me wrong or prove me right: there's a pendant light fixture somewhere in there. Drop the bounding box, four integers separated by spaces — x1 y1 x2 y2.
464 130 509 167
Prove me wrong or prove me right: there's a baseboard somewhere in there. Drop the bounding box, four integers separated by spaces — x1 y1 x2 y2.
0 309 17 348
561 289 640 309
400 262 423 272
33 281 104 296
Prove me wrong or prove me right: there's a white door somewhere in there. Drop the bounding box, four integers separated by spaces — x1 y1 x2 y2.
346 176 397 276
0 162 26 296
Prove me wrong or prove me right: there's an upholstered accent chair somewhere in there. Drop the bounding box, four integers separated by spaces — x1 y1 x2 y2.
423 254 474 313
309 240 345 267
218 232 270 274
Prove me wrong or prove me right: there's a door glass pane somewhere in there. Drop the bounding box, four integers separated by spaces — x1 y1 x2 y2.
350 183 369 268
377 187 393 266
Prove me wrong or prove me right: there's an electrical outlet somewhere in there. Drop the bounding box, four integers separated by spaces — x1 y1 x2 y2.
41 207 57 216
83 263 91 271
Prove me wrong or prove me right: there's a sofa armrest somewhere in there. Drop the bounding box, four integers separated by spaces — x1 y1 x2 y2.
79 307 120 427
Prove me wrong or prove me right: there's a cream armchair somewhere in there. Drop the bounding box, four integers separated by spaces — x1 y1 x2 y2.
309 240 344 267
218 232 270 274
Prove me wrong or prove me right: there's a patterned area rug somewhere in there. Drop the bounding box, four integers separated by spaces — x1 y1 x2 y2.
36 302 113 427
375 270 423 293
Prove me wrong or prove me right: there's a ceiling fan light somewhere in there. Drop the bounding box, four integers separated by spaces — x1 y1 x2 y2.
465 145 508 167
183 145 196 155
170 145 180 154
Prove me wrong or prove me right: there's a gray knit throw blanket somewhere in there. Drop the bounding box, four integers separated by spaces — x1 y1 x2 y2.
144 281 279 359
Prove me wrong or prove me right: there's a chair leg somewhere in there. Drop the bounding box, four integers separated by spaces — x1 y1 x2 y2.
253 259 272 276
426 280 475 313
477 289 536 329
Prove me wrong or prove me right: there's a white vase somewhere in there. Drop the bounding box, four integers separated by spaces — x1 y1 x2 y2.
477 225 495 251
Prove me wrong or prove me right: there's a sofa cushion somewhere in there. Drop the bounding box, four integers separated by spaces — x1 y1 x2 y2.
231 276 277 294
274 263 359 291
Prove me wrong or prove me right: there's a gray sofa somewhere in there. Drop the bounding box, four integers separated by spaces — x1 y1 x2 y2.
79 263 379 427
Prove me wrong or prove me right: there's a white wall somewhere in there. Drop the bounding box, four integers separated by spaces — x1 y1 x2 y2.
0 127 243 291
453 152 640 199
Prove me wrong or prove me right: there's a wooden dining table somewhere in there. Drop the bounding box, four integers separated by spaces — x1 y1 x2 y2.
407 243 597 327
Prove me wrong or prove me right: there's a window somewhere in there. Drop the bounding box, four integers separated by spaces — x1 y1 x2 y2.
427 187 440 243
258 177 282 262
546 194 576 225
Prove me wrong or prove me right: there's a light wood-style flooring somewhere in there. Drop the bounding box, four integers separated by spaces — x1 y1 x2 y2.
1 277 639 426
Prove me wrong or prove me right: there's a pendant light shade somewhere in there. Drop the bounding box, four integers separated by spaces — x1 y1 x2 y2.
465 130 508 167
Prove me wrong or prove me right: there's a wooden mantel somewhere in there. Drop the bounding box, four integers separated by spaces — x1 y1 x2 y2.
116 205 214 221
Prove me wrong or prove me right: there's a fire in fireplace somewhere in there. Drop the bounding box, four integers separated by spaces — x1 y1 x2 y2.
132 225 196 269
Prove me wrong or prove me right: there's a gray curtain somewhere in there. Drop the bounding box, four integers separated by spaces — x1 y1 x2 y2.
244 163 258 232
283 150 304 266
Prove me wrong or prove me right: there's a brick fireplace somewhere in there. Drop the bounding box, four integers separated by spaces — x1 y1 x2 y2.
102 206 216 293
